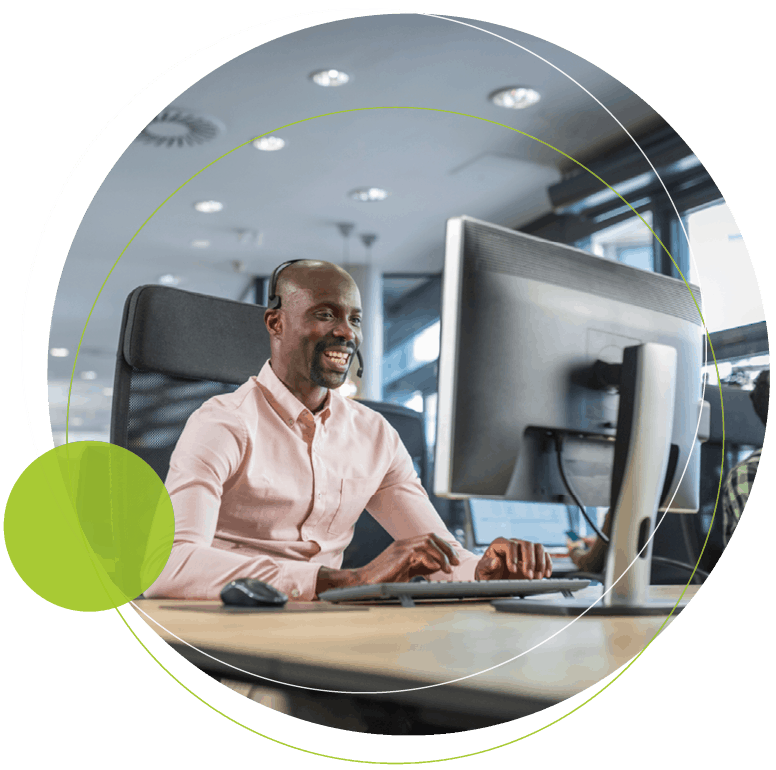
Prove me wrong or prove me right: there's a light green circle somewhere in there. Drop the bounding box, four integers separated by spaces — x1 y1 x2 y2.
4 441 174 612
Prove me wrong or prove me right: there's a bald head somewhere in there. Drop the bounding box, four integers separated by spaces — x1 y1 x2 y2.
274 260 358 311
264 260 363 411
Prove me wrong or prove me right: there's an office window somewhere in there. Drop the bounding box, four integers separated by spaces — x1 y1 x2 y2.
401 391 424 413
412 320 441 365
685 201 765 334
703 353 769 389
424 392 438 449
576 211 654 270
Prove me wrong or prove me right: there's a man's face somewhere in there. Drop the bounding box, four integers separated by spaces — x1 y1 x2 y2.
278 270 363 391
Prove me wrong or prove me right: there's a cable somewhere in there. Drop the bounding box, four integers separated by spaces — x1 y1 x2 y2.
651 555 709 581
553 433 610 542
553 432 708 582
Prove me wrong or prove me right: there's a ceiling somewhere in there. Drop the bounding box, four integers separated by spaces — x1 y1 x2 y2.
48 12 662 435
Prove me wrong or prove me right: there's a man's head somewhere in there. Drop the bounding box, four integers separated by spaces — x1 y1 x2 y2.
264 260 362 404
751 368 769 426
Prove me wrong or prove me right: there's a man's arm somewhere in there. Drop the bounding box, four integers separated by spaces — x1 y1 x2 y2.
145 407 321 601
567 509 612 573
316 532 460 594
344 428 550 588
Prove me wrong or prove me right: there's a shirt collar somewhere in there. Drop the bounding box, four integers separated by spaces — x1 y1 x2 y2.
256 360 339 426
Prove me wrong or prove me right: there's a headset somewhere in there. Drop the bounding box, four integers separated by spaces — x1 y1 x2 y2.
267 259 364 378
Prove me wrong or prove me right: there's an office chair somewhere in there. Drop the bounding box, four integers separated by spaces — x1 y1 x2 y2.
110 285 271 481
652 384 765 583
111 284 429 569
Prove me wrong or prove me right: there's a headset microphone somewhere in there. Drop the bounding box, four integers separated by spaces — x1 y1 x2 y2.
355 350 364 378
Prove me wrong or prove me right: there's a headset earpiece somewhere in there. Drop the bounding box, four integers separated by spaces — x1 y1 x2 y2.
267 259 304 310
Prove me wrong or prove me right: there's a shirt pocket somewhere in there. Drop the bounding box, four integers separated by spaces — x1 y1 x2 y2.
327 476 381 535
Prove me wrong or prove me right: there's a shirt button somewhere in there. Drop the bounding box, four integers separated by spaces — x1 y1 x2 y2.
290 588 300 598
288 418 294 426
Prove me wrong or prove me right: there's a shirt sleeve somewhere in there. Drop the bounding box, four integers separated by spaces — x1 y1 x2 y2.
143 404 322 601
363 424 480 581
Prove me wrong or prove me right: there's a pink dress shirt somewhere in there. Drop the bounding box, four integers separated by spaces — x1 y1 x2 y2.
145 361 479 601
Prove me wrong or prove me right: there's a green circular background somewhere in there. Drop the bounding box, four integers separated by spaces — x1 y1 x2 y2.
4 440 174 611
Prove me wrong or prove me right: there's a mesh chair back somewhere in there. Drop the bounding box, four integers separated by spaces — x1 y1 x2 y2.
111 285 270 480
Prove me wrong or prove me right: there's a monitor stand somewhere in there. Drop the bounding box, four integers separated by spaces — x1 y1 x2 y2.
494 343 689 617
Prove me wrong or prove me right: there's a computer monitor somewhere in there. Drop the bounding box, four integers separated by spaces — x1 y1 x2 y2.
468 499 576 550
434 216 709 613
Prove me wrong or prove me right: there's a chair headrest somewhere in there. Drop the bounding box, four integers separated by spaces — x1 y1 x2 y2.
121 285 271 384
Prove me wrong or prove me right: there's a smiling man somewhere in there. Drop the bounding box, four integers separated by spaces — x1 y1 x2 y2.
145 260 551 601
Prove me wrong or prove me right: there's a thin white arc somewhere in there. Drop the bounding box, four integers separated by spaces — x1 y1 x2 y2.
424 13 704 289
21 8 705 692
426 14 715 541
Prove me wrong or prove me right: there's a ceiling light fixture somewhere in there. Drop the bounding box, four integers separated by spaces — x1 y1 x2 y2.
159 274 182 285
310 69 350 87
194 200 223 213
80 371 97 381
349 187 389 202
490 87 541 109
190 239 210 248
137 109 224 148
253 135 286 151
50 348 69 357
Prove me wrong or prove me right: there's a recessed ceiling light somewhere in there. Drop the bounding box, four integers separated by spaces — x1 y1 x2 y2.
50 347 69 357
490 87 541 109
80 371 97 381
159 274 182 285
349 187 389 202
310 69 350 87
190 239 211 248
102 387 113 397
70 416 84 427
194 200 223 213
253 135 285 151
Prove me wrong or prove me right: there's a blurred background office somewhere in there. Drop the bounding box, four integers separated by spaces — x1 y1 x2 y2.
47 14 768 577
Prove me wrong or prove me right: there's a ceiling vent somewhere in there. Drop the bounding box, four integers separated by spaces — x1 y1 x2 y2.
137 109 224 148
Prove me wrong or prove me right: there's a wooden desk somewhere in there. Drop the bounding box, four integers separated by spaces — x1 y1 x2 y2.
134 585 695 731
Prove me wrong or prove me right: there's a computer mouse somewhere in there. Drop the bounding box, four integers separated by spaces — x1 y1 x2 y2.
220 578 288 607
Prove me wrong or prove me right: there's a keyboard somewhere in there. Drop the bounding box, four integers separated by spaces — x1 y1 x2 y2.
319 578 591 608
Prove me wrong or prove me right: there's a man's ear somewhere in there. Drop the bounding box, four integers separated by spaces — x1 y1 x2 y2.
264 308 282 337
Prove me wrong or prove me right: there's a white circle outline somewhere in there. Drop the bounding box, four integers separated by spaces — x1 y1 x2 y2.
20 8 708 695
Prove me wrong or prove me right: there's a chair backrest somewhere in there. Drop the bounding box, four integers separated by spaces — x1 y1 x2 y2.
111 285 271 480
357 400 428 486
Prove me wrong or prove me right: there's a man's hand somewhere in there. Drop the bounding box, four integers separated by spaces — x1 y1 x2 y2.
316 533 460 596
566 536 596 568
474 537 552 581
